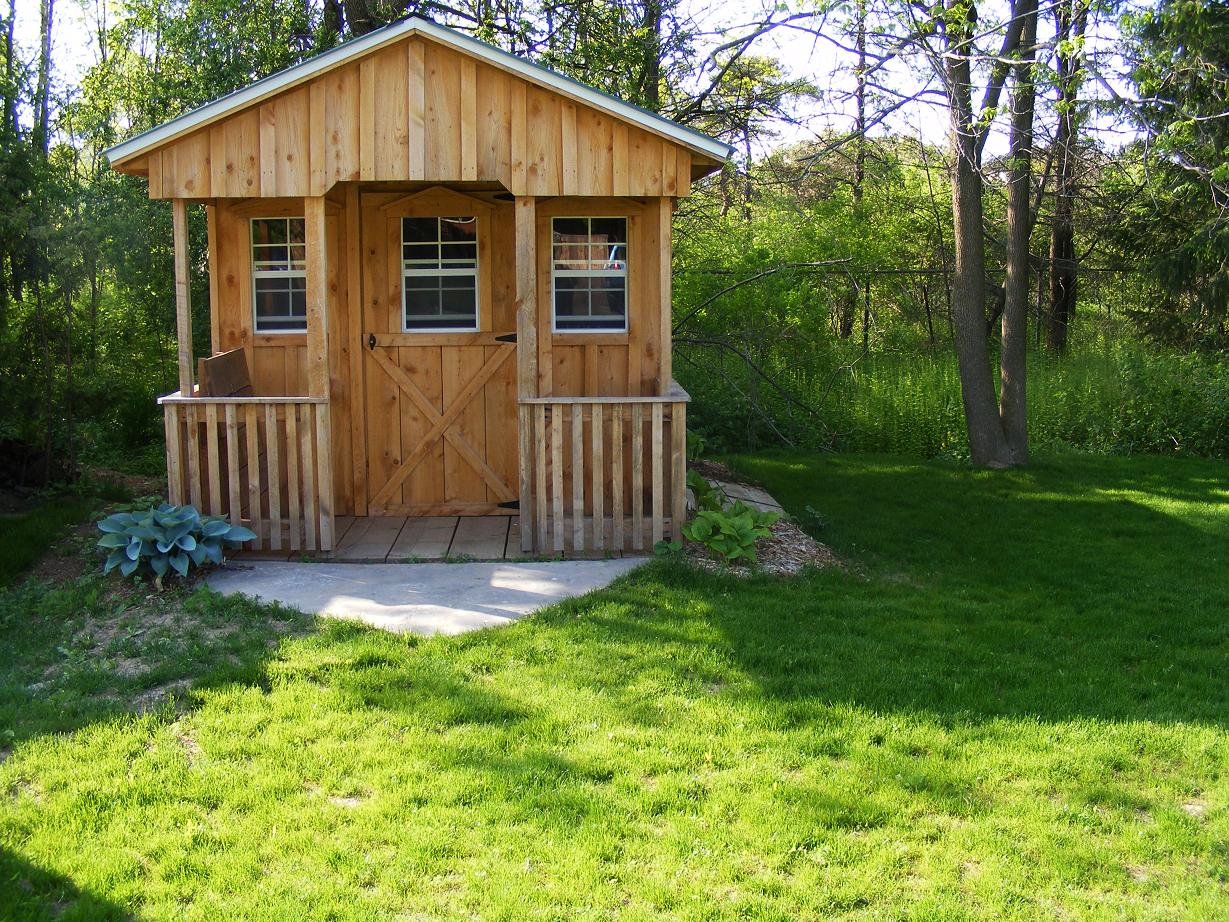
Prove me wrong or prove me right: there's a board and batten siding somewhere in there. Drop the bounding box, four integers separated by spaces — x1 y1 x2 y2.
133 36 698 200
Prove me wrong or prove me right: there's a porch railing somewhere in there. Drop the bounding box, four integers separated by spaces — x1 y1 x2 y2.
158 392 336 551
517 383 688 555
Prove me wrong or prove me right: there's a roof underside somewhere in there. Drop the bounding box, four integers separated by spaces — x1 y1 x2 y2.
104 17 732 171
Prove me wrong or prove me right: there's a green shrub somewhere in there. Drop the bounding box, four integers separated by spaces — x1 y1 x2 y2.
682 501 781 564
686 469 725 512
97 503 255 585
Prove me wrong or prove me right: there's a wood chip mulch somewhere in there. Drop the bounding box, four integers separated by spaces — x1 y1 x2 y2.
682 466 841 577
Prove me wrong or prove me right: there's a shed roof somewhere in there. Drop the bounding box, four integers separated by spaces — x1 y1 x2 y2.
104 16 734 168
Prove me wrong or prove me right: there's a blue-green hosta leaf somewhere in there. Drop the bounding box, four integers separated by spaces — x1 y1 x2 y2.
150 555 170 577
201 539 224 564
168 553 190 577
97 513 135 533
201 519 231 537
120 557 140 577
126 538 142 561
103 549 127 574
176 534 197 551
187 544 208 566
97 533 128 549
128 525 160 541
225 525 258 542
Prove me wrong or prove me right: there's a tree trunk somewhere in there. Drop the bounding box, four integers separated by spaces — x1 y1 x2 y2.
1045 0 1087 351
33 0 54 155
945 4 1012 467
839 0 867 340
1000 0 1038 464
640 0 662 111
2 0 16 134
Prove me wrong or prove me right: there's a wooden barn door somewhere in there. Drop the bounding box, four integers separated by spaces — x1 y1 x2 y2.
360 189 519 516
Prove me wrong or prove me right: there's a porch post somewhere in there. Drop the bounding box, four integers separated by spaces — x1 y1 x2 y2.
515 195 538 552
658 196 673 395
172 198 193 396
305 196 335 550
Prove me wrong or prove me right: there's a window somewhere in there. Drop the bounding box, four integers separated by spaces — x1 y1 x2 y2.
251 217 307 333
403 216 479 331
551 217 628 332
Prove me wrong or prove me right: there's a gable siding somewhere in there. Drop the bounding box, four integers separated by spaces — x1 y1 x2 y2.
147 36 694 200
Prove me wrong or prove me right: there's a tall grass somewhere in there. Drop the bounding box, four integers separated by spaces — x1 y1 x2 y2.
680 341 1229 459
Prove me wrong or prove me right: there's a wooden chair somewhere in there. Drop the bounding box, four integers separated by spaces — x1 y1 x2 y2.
196 348 253 397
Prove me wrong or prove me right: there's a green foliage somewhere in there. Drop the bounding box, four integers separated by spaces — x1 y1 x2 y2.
685 469 724 512
96 503 255 584
652 539 683 558
0 498 97 586
682 500 780 564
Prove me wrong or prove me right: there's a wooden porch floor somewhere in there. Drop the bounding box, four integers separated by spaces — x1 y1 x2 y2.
237 515 653 562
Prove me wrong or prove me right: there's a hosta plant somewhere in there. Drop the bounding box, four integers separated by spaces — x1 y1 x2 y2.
97 503 256 584
681 500 780 565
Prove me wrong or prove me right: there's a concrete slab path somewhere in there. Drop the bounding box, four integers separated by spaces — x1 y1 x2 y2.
207 559 645 635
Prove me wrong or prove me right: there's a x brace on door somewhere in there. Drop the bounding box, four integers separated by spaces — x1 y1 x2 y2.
366 342 516 514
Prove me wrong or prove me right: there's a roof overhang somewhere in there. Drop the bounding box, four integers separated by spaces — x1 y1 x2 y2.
104 16 734 168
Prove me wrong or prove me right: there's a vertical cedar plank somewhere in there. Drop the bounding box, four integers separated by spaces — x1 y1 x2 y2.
510 82 527 193
571 404 584 551
408 40 426 181
265 404 283 551
535 403 548 551
612 123 629 197
551 406 564 552
345 185 367 512
518 404 534 552
245 404 263 549
610 408 624 550
300 405 318 551
460 58 477 181
561 102 578 195
259 103 277 195
651 402 664 544
359 57 376 180
165 405 183 504
306 197 330 397
671 402 686 539
172 199 193 396
309 81 326 195
206 405 223 521
225 404 241 521
631 404 644 550
185 405 202 509
591 404 604 549
285 405 301 550
316 403 335 550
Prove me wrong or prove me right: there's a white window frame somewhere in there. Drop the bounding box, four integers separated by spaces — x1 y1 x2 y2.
401 216 481 334
550 216 629 334
250 216 307 335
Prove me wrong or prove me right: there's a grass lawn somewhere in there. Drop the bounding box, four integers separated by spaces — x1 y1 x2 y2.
2 452 1227 920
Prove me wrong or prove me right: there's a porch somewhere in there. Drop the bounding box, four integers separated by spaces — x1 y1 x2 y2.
160 182 688 557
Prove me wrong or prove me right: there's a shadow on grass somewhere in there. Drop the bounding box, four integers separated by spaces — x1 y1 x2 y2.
0 847 131 921
572 451 1229 728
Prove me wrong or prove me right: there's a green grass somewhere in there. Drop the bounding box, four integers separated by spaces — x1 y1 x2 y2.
2 452 1228 919
0 498 100 587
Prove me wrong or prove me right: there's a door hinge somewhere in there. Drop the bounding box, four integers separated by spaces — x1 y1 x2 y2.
498 500 520 510
495 332 517 343
367 333 376 350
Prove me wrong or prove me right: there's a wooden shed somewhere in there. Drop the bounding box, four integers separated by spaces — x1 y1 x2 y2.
105 16 731 556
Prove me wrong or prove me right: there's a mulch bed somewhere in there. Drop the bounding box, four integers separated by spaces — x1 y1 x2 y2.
683 463 841 577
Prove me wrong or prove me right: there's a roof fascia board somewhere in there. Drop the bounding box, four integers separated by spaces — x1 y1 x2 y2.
105 17 732 167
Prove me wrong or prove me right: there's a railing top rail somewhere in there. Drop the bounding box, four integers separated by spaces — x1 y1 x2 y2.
158 390 328 406
519 381 689 406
